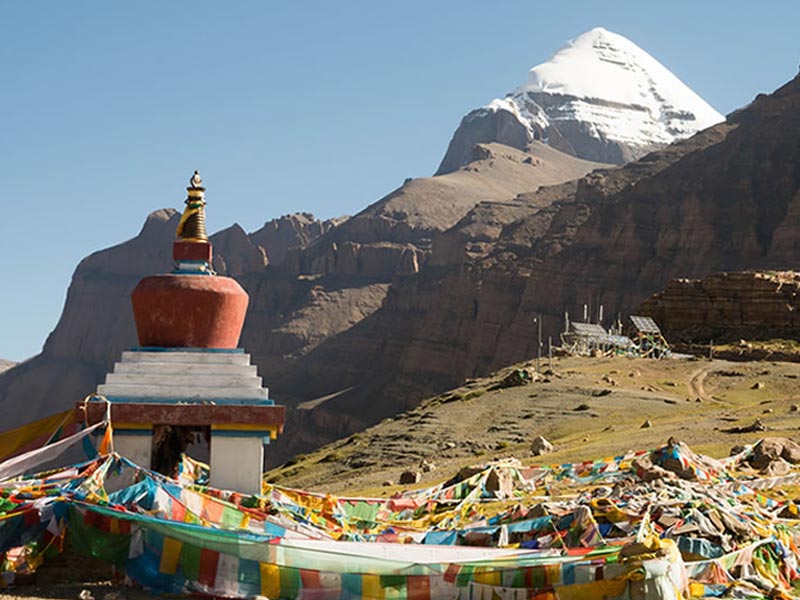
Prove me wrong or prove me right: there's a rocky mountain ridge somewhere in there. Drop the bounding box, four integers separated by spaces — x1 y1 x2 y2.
0 210 352 430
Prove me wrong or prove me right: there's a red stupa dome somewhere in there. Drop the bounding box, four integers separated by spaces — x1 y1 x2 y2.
130 172 249 349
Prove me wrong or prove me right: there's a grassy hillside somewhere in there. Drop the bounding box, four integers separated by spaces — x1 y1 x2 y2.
265 355 800 495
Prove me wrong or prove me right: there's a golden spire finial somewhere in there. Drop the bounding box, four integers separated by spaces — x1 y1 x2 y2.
176 170 208 242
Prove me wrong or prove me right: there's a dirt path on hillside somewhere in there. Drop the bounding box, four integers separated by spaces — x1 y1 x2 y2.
686 366 724 404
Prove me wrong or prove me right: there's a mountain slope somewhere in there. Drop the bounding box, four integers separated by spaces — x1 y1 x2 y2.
288 142 605 275
268 355 800 494
266 73 799 463
438 27 723 173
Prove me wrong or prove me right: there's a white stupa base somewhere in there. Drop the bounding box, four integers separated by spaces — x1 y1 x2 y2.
210 435 264 495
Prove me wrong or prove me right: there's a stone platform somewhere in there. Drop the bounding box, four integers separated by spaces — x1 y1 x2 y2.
79 348 283 494
98 349 270 403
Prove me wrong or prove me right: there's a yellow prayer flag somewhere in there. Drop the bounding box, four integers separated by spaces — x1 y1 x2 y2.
159 537 182 575
260 562 281 599
362 573 385 599
0 409 73 462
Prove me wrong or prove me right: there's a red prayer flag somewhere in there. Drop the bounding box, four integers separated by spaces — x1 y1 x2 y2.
300 569 322 588
407 575 430 600
443 564 461 583
198 548 219 587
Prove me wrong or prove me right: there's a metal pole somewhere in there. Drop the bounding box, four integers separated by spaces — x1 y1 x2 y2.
537 315 543 372
548 336 552 370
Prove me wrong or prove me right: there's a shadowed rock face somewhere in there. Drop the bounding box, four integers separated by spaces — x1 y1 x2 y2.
638 271 800 343
0 210 181 431
436 109 537 175
249 213 345 267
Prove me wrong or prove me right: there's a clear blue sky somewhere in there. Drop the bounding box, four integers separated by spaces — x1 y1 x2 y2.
1 1 798 361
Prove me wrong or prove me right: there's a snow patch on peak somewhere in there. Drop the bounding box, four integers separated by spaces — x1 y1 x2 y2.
482 98 537 129
479 27 723 159
437 28 725 174
486 97 518 113
519 27 721 127
480 97 547 134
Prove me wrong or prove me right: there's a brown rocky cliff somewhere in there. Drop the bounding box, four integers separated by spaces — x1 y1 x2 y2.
249 213 344 267
638 271 800 343
0 210 347 430
211 224 268 276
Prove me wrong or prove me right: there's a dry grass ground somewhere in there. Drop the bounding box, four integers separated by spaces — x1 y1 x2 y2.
265 355 800 496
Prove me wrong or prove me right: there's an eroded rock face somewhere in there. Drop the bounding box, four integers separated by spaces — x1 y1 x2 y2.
638 271 800 343
249 213 344 267
283 241 425 279
211 224 267 276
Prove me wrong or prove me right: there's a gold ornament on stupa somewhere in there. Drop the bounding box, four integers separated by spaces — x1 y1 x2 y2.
176 170 209 242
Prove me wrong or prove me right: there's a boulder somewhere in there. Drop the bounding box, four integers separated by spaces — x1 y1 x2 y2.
632 456 677 482
420 459 436 473
748 437 800 470
399 470 420 485
760 458 791 477
499 368 536 388
530 436 554 456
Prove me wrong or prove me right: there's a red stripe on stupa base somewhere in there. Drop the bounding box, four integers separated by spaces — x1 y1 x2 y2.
77 402 284 430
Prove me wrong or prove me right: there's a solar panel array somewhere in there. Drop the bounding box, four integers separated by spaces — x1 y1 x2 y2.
630 315 661 334
571 322 607 337
570 323 634 348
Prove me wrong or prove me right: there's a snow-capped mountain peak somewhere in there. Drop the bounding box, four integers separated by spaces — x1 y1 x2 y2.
437 28 724 174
